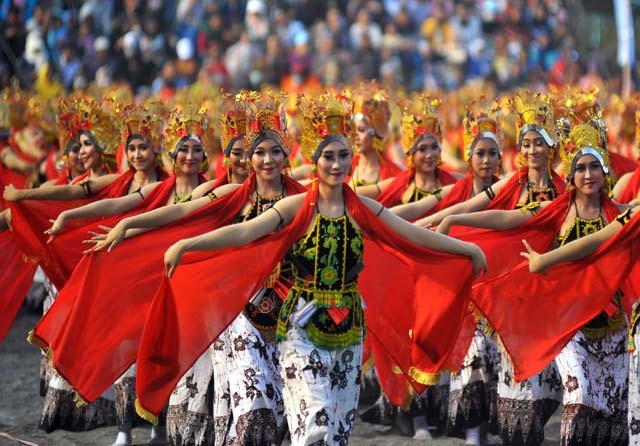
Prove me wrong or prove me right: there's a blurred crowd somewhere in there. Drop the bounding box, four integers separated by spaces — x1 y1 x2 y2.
0 0 632 98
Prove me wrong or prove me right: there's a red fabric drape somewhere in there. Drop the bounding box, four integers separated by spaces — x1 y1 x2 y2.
8 170 179 289
376 168 458 207
471 206 640 381
413 175 502 221
30 174 306 403
609 151 640 179
618 167 640 204
0 230 38 343
0 170 135 343
445 191 622 379
134 185 474 418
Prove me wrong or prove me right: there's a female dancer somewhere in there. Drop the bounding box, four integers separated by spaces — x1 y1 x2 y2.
392 101 501 223
347 87 402 187
416 92 565 228
359 96 458 206
135 91 487 445
425 92 566 446
439 123 630 445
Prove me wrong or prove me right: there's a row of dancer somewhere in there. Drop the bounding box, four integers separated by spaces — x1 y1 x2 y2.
2 85 640 446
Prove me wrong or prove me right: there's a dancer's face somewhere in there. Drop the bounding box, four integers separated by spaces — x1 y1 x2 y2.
127 137 157 172
174 139 205 176
316 141 352 188
573 154 604 197
251 138 286 183
470 138 500 181
520 130 550 170
412 135 440 175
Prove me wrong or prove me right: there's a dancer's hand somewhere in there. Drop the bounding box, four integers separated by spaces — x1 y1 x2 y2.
414 215 436 228
520 239 546 274
468 244 487 278
3 184 21 201
164 241 185 278
45 213 67 242
82 225 117 254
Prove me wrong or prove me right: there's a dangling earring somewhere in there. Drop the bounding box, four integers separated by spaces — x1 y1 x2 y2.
547 147 555 178
407 153 414 169
223 156 230 167
516 151 526 169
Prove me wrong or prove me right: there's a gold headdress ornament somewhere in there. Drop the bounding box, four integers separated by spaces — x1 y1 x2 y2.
26 95 57 138
559 122 609 180
164 104 215 158
298 91 354 162
245 89 292 155
73 96 122 156
462 98 502 162
513 91 556 148
2 86 29 130
219 91 249 155
400 95 442 153
54 96 82 155
349 83 391 139
122 100 165 150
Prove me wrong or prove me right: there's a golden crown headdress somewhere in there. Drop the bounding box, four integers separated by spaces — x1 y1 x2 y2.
2 87 30 130
462 98 501 161
164 104 214 158
350 83 391 139
245 89 292 155
122 101 165 150
298 91 354 162
219 91 249 155
400 95 442 153
73 96 122 156
513 91 556 148
559 122 609 179
26 95 57 138
54 97 82 155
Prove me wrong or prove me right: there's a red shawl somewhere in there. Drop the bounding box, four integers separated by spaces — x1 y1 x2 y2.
445 191 622 376
609 151 639 179
8 170 173 289
485 167 566 211
0 230 38 343
618 167 640 204
376 168 458 208
134 185 474 419
0 170 135 343
470 204 640 381
30 174 306 403
413 175 500 221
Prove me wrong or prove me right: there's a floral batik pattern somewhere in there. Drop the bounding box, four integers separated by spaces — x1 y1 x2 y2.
279 309 362 446
447 322 499 438
555 328 628 446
